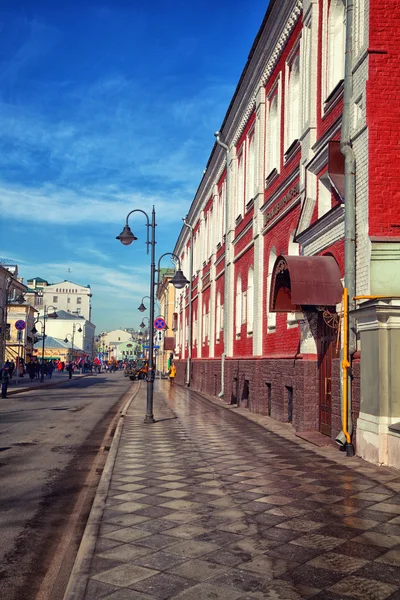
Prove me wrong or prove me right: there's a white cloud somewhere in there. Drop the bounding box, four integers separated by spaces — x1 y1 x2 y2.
0 181 187 225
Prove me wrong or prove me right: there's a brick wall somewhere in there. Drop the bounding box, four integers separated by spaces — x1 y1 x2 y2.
368 0 400 237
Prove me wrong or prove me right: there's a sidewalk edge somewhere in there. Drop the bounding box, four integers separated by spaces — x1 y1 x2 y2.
62 383 140 600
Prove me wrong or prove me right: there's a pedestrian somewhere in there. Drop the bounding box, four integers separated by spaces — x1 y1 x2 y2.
66 362 74 379
47 361 54 379
9 361 15 379
27 362 35 382
1 366 10 398
168 361 176 386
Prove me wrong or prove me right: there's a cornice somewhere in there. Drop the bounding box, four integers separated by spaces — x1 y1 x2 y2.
296 204 345 248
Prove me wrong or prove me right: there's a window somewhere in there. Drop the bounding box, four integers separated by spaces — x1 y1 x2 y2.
77 297 82 304
266 87 281 177
301 18 312 128
246 131 256 204
235 276 242 335
286 54 300 149
53 296 58 303
67 297 70 304
318 177 332 217
267 248 277 331
326 0 345 98
236 147 245 218
216 292 221 341
247 267 254 334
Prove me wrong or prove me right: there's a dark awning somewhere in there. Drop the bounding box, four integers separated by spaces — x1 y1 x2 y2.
270 255 343 312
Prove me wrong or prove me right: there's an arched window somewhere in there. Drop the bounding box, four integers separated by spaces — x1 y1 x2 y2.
267 248 277 331
266 92 280 175
235 275 242 335
246 130 256 203
326 0 345 97
247 267 254 334
236 147 245 218
286 54 300 147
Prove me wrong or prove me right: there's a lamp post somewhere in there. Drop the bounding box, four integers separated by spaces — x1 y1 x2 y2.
183 218 194 386
64 322 83 363
117 206 189 423
138 296 151 313
31 305 58 382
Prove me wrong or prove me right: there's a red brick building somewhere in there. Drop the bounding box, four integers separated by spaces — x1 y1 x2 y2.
173 0 400 466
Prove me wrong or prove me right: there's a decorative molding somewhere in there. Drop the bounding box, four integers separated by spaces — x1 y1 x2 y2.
231 1 302 147
296 204 345 249
232 219 253 247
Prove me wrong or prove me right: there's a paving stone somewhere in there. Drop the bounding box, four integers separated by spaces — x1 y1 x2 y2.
85 578 120 599
328 575 398 599
129 572 192 599
172 582 242 599
168 558 230 581
92 564 158 587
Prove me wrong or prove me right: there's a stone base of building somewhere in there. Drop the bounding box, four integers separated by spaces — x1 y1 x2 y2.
176 356 360 448
356 412 400 467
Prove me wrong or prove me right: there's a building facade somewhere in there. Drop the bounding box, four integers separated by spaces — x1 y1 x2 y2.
172 0 400 467
43 310 96 359
27 277 93 321
0 265 29 366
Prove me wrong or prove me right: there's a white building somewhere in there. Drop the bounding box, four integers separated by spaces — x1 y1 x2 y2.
43 310 96 358
27 277 92 321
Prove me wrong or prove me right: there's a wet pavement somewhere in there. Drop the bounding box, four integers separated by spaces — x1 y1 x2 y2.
66 382 400 600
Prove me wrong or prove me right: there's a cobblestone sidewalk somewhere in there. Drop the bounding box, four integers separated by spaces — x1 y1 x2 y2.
69 383 400 600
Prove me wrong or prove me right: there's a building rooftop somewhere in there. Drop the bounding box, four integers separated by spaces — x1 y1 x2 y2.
54 310 85 320
27 277 48 284
33 336 83 351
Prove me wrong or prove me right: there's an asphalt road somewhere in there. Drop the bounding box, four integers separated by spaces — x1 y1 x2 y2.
0 371 134 600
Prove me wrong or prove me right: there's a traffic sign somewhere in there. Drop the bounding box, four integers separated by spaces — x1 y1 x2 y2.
15 320 26 331
142 345 160 349
154 317 166 330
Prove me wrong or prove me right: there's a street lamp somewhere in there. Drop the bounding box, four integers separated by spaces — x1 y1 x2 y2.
117 206 189 423
64 322 83 362
140 317 150 329
138 296 151 313
31 305 58 382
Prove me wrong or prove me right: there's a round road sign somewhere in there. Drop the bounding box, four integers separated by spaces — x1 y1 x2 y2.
154 317 166 330
15 320 26 331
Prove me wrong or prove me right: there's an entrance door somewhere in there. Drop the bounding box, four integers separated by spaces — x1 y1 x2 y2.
318 313 337 436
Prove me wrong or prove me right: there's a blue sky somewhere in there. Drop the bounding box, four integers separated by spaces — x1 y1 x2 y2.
0 0 268 332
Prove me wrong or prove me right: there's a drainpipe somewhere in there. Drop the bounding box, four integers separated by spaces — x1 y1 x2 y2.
338 0 355 457
183 218 194 386
214 131 230 399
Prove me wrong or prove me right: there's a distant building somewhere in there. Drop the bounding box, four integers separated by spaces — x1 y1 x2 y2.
27 277 92 321
33 335 85 363
43 310 96 359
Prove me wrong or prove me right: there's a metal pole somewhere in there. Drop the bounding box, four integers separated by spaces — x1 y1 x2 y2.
41 312 46 382
145 206 156 423
183 220 194 386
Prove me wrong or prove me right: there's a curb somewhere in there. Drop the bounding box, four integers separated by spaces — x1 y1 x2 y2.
7 373 94 396
62 383 141 600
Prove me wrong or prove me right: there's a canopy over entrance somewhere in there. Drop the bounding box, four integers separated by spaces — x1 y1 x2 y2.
269 255 343 312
